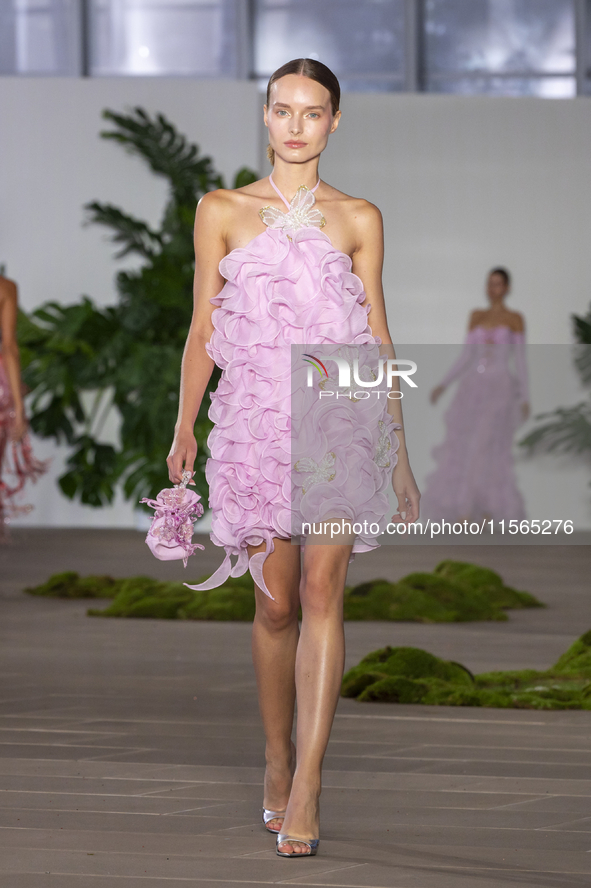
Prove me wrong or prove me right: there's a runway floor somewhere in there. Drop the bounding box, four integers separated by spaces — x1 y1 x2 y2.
0 528 590 887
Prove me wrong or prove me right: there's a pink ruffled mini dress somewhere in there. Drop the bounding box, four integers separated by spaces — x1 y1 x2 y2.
185 178 398 600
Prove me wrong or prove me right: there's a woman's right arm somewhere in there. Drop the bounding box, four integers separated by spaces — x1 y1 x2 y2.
166 191 229 484
430 310 479 403
0 276 27 441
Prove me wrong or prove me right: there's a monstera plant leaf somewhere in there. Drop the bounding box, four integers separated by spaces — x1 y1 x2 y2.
520 303 591 482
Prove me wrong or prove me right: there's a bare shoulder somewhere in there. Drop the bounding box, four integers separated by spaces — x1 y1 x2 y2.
325 185 382 226
469 309 486 329
508 310 525 332
196 178 274 222
350 197 382 232
196 187 234 220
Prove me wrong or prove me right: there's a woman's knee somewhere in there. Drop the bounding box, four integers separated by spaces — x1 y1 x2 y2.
299 570 344 619
255 592 299 632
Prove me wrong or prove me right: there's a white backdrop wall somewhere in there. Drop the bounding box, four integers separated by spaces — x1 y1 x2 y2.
299 93 591 345
1 77 261 529
2 80 591 527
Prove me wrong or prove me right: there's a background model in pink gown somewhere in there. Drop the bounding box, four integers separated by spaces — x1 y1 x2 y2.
185 179 399 600
420 325 529 523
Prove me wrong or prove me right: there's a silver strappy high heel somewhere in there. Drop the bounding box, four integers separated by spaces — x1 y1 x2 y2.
276 833 320 857
262 807 286 833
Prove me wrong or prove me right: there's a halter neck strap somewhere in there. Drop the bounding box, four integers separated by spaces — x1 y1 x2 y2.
269 174 320 210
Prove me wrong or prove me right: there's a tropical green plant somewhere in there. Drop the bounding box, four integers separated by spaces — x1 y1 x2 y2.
16 108 257 507
519 304 591 473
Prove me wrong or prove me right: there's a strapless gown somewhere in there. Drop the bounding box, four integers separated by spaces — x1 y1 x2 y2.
185 180 399 600
420 325 529 522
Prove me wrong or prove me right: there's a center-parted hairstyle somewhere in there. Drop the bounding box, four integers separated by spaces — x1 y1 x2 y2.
266 58 341 165
489 267 511 288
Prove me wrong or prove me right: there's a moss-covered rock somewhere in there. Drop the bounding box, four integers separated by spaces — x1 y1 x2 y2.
342 632 591 710
85 575 257 621
433 560 542 609
24 571 122 598
359 676 432 704
24 559 544 622
342 562 543 623
87 577 194 619
178 576 256 621
552 629 591 675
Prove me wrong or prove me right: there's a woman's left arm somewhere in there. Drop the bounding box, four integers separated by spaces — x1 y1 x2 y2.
351 202 420 523
512 314 530 421
0 277 27 442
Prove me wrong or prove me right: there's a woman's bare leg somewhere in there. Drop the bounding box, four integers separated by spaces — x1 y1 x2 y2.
278 538 353 853
249 538 302 829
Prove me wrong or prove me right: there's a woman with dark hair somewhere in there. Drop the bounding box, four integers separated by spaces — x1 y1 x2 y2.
0 272 49 536
421 267 530 523
167 58 419 856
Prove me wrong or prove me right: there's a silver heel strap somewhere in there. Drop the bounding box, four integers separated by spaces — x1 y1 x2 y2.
262 806 286 825
276 833 319 853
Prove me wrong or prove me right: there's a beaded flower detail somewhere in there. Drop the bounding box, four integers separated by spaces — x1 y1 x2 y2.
259 184 326 231
294 451 337 495
140 470 205 567
374 420 391 468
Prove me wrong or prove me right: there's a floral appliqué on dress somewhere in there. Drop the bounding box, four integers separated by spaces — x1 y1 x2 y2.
259 185 326 232
374 420 391 468
293 451 337 495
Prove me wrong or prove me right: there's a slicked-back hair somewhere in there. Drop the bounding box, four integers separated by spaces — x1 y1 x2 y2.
490 267 511 287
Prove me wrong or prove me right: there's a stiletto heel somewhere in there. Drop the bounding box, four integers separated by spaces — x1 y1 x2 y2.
276 833 320 857
262 807 286 833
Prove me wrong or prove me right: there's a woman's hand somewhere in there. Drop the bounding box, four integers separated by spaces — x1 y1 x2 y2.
166 427 198 486
391 457 420 524
430 384 445 405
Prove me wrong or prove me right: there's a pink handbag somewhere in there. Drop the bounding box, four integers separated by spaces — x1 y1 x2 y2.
140 470 205 567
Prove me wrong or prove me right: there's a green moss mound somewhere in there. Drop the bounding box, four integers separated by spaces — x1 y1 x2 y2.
342 560 543 622
24 559 543 622
433 560 542 609
87 577 195 619
342 632 591 710
24 571 123 599
178 576 256 621
86 575 256 621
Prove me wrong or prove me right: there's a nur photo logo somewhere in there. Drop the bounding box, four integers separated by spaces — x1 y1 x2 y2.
302 352 417 399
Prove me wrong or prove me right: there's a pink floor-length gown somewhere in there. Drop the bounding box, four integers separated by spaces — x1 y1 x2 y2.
185 179 399 600
420 325 529 523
